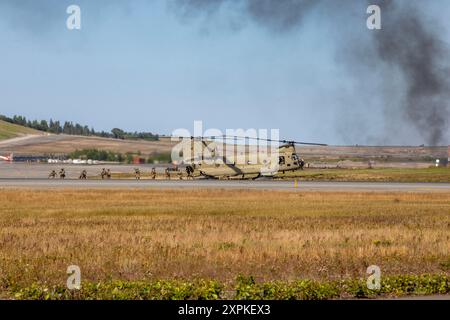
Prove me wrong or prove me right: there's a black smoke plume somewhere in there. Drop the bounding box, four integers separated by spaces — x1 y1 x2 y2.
172 0 450 145
373 1 449 145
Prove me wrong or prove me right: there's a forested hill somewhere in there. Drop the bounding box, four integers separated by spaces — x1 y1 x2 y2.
0 114 159 141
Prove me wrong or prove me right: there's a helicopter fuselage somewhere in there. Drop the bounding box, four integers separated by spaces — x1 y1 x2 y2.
186 144 304 179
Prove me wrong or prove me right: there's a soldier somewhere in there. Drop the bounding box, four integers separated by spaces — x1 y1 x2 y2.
106 169 111 179
299 158 305 170
151 168 157 180
48 170 57 179
165 168 171 180
134 168 141 180
100 168 107 179
79 170 87 180
185 166 194 179
177 169 183 180
59 168 66 179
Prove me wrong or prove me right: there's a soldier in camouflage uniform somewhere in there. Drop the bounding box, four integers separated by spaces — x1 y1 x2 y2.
185 166 194 180
100 168 107 179
59 168 66 179
79 170 87 180
106 169 111 179
134 168 141 180
299 158 305 170
165 168 171 180
48 170 57 179
151 168 157 180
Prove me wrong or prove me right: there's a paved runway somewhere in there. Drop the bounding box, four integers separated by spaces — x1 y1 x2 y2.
1 178 450 192
0 162 169 179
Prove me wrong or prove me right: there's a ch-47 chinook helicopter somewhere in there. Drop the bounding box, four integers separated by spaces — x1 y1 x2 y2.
175 136 327 180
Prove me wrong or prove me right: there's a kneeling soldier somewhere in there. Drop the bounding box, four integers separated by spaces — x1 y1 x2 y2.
49 170 57 179
100 168 107 179
79 170 87 179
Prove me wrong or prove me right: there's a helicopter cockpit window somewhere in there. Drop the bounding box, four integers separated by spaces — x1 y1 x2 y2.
279 156 285 165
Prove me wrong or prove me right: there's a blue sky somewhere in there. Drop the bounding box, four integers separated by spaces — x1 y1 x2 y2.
0 1 449 145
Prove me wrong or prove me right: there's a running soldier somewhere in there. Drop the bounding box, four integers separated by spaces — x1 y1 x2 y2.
151 168 157 180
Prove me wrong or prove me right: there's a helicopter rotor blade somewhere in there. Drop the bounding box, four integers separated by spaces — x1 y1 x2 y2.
168 135 327 146
205 135 328 146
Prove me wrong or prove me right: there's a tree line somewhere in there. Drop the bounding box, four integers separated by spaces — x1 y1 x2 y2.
68 149 126 162
0 114 159 141
68 149 172 163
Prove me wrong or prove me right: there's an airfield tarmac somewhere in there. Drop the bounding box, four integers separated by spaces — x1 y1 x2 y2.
1 178 450 192
0 162 167 179
1 162 450 191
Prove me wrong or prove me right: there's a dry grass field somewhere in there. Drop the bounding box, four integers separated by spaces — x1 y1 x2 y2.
0 134 174 155
0 188 448 297
280 167 450 182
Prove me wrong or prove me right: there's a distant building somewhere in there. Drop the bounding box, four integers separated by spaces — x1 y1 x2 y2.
132 156 146 164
